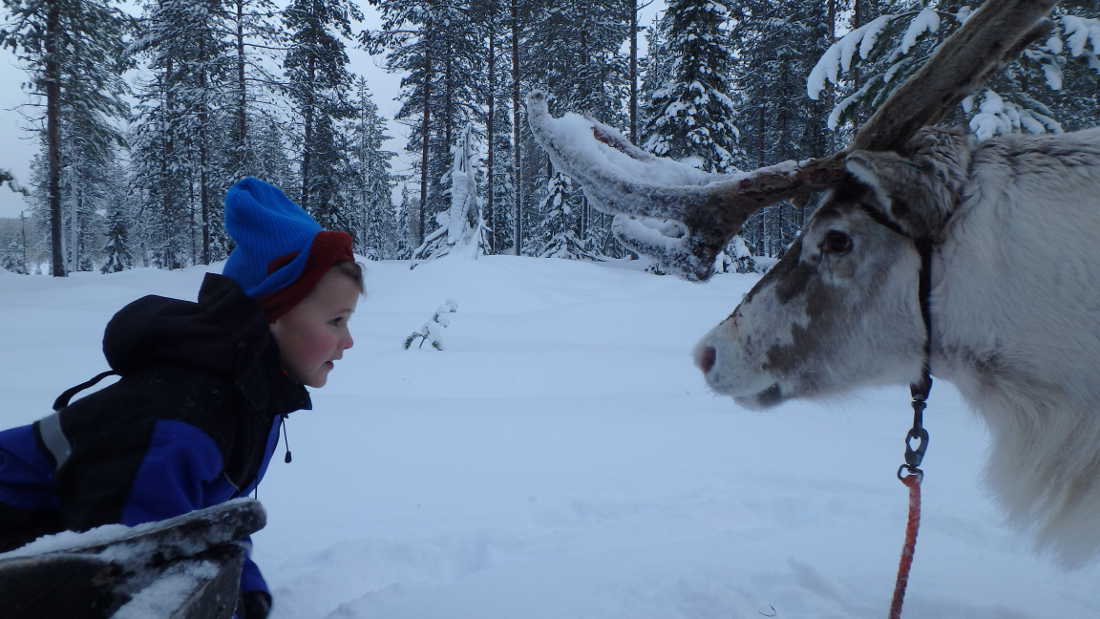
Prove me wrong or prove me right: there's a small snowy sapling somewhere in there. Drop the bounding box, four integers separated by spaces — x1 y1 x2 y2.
403 300 459 351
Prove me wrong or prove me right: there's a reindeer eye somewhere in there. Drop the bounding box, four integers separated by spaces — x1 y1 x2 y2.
821 230 853 255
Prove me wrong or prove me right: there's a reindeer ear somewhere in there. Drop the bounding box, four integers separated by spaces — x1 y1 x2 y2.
844 149 954 239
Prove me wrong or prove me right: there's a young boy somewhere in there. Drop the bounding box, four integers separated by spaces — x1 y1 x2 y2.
0 177 361 618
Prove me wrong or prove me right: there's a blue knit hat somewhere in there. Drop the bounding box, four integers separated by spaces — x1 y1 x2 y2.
222 177 323 298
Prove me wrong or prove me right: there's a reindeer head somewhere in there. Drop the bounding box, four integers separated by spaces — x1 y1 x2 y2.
693 130 968 408
527 0 1055 403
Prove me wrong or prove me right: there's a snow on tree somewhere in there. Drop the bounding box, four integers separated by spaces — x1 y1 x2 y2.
344 78 398 259
403 300 459 351
100 202 133 274
282 0 362 228
411 124 490 265
364 0 485 250
809 1 1100 137
713 235 759 274
729 0 837 258
525 0 630 255
0 0 131 276
2 238 27 274
641 0 740 174
537 172 597 261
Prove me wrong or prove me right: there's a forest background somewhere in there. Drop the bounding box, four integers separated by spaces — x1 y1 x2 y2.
0 0 1098 276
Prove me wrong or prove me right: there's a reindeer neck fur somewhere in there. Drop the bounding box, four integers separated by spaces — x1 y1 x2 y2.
929 127 1100 567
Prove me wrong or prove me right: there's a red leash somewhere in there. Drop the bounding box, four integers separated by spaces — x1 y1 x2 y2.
890 369 931 619
889 471 923 619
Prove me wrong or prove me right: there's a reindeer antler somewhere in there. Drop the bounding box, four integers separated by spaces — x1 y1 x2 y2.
527 0 1057 281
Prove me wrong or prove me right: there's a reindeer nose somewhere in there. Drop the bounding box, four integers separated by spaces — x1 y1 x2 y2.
695 345 717 374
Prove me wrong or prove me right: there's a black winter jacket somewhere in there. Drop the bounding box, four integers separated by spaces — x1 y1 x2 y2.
0 273 311 597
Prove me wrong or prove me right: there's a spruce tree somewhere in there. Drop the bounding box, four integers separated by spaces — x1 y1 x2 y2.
345 78 397 258
731 0 834 256
641 0 740 173
808 1 1100 138
0 0 132 275
366 1 485 251
282 0 362 226
100 203 133 273
411 124 490 264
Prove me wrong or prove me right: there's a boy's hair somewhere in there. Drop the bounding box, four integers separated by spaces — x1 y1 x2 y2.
333 261 365 294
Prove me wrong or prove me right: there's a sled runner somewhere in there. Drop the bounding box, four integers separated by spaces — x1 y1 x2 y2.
0 498 265 619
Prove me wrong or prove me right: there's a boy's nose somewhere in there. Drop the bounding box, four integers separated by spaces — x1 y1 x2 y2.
343 333 354 350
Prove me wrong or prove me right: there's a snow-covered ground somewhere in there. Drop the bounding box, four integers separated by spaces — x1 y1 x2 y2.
2 256 1098 618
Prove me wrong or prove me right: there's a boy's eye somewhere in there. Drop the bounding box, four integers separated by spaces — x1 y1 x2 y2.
330 317 345 326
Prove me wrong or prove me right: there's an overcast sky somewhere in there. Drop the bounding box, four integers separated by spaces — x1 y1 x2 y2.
0 3 663 220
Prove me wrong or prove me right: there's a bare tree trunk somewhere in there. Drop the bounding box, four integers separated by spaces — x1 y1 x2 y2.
486 11 497 254
419 18 434 247
21 210 29 273
189 175 197 264
198 36 211 264
45 0 64 276
301 55 316 214
510 0 523 256
162 60 177 269
235 0 248 176
852 0 863 101
629 0 638 143
445 42 454 169
755 101 766 255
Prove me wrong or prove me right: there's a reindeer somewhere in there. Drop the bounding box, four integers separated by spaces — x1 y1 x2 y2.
528 0 1100 567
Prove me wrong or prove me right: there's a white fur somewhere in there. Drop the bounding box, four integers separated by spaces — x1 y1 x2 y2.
697 127 1100 567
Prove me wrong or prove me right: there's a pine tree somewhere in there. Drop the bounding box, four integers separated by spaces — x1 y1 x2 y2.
344 77 397 258
224 0 282 182
524 0 630 256
130 42 189 269
367 1 485 251
641 0 740 173
808 1 1100 138
537 172 596 260
282 0 362 227
100 202 133 273
394 185 415 260
0 0 132 275
252 116 296 190
411 124 490 264
2 238 28 274
363 0 437 247
731 0 835 256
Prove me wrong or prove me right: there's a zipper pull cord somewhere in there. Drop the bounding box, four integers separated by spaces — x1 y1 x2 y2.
282 414 293 464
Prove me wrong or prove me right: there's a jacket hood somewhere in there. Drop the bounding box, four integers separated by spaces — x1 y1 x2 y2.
102 273 311 415
104 273 269 374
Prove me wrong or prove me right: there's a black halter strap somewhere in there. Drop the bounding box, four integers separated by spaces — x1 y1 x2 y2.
858 203 935 479
903 236 934 480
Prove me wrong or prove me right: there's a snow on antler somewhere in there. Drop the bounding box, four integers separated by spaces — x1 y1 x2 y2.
526 91 832 281
527 0 1058 280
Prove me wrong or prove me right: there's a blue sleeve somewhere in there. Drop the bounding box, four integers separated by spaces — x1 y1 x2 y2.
238 537 269 594
120 420 271 598
120 420 223 525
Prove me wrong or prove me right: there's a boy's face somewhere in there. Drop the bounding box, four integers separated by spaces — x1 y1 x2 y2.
270 267 359 387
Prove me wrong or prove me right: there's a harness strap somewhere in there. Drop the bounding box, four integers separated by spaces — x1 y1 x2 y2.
52 370 119 412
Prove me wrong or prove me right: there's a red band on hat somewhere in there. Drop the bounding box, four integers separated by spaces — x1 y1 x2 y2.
259 230 354 322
